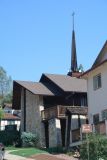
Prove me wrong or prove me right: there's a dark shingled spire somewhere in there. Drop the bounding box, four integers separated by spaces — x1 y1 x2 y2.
68 13 79 77
71 29 78 72
71 12 78 72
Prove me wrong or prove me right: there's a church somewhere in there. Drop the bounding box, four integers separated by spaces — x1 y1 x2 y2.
12 16 88 148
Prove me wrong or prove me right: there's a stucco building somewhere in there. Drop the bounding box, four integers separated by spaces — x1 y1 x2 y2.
82 41 107 135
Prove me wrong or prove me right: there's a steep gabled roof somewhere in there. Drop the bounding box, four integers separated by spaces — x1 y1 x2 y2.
14 80 54 96
92 40 107 68
80 41 107 78
40 73 87 93
12 80 55 109
13 74 87 110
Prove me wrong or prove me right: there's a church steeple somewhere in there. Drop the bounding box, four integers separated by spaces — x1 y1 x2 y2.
68 13 80 77
71 12 78 72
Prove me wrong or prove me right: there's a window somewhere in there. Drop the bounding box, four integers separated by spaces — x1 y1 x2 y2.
93 73 102 90
81 95 87 107
93 114 99 124
102 109 107 120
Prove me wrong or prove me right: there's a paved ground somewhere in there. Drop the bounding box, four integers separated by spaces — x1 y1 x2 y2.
5 151 33 160
5 151 78 160
31 153 78 160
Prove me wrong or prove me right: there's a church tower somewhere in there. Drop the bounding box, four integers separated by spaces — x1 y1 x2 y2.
68 13 81 77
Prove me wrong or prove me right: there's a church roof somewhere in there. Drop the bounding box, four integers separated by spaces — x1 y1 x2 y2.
40 73 87 93
14 80 54 96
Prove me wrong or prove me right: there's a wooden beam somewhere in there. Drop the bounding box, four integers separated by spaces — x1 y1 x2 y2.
66 114 71 148
78 115 81 128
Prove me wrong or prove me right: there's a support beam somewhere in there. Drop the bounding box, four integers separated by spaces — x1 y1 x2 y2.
66 114 71 148
78 114 81 128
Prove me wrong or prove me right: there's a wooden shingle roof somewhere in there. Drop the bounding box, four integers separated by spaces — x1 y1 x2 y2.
41 73 87 93
15 81 54 96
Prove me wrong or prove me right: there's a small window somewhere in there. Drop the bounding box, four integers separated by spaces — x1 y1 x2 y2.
102 109 107 120
81 95 87 107
93 114 99 124
93 74 102 90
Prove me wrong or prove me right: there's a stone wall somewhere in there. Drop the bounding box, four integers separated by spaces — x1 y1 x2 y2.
21 88 24 132
21 89 45 147
49 118 62 148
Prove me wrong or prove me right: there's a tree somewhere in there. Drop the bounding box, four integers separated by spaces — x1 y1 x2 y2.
80 133 107 160
0 91 13 107
0 66 12 106
0 107 4 130
78 64 84 73
0 66 12 98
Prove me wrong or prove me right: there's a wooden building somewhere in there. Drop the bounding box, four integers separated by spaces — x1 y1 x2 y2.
12 17 88 148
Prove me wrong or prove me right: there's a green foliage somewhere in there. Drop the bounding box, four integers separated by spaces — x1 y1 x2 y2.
1 92 13 105
0 107 4 120
0 130 20 146
0 66 12 106
10 147 48 157
0 66 12 97
0 108 4 131
80 133 107 160
78 64 84 73
21 132 39 147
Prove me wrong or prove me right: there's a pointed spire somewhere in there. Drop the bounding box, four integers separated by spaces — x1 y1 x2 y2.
71 12 78 72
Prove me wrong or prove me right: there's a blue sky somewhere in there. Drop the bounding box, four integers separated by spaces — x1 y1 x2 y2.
0 0 107 81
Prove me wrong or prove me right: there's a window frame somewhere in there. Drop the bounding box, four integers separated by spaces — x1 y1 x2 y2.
93 73 102 90
102 109 107 120
93 113 99 124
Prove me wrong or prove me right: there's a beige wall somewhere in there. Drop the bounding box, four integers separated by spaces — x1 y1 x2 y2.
87 62 107 123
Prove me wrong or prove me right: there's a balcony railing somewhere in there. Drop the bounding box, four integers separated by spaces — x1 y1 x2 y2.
41 105 87 121
41 105 67 120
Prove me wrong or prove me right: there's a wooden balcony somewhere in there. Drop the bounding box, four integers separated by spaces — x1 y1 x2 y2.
41 105 67 121
41 105 87 121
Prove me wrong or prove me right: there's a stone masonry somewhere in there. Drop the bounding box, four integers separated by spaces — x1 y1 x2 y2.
21 89 45 147
49 118 62 148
